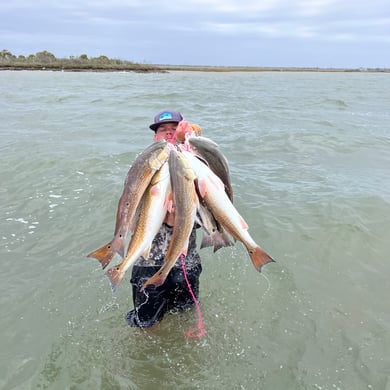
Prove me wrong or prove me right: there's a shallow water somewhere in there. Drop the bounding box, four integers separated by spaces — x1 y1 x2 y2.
1 70 389 389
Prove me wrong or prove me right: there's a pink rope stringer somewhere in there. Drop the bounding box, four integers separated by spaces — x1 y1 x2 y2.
180 254 207 338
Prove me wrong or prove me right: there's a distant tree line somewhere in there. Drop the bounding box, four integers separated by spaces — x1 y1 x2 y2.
1 49 388 73
0 49 161 72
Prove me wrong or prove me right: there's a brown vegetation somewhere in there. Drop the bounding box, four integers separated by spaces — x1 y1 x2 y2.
0 49 163 72
1 49 388 73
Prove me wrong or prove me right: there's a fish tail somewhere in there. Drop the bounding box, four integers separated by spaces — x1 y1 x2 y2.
200 232 214 249
200 231 234 252
87 243 116 269
141 269 167 291
249 246 275 272
105 266 125 292
213 232 235 253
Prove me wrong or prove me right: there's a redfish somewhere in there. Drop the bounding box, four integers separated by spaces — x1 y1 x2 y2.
87 140 170 269
142 149 198 290
181 149 274 272
105 161 172 291
187 135 233 202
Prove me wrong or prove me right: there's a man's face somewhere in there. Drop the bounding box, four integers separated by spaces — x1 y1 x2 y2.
154 122 178 143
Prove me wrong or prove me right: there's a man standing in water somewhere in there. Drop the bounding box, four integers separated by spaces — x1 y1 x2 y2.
125 110 202 328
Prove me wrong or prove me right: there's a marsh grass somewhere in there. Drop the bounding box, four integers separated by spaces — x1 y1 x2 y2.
1 50 388 73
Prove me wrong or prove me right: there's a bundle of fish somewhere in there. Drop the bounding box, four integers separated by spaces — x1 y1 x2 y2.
87 135 274 292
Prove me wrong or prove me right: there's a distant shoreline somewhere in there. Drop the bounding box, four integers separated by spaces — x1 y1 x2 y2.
158 65 390 73
1 64 389 73
1 50 388 73
0 64 163 73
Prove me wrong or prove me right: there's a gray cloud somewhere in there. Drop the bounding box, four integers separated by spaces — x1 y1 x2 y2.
1 0 389 67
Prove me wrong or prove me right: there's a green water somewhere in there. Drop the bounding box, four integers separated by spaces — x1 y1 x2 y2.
1 70 389 389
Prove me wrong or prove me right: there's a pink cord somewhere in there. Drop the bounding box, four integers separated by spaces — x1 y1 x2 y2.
180 255 207 338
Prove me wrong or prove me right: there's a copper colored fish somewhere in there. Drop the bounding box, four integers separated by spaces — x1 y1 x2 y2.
105 161 172 291
187 136 233 202
181 149 274 272
142 149 198 290
87 140 170 269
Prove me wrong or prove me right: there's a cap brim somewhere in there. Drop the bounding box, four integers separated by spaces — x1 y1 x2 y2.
149 121 179 131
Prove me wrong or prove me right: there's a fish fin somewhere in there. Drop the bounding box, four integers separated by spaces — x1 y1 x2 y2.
87 242 116 269
141 253 183 291
164 191 173 212
149 182 161 196
193 187 199 206
249 246 275 272
105 266 125 292
196 179 208 198
238 215 249 230
142 245 152 259
167 193 174 213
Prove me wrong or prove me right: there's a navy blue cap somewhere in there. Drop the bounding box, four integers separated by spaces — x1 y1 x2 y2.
149 110 183 131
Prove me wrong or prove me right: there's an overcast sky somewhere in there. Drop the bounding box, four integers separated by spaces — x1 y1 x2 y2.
1 0 389 68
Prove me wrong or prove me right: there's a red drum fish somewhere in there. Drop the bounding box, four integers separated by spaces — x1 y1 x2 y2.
105 161 172 291
181 148 274 272
142 149 198 290
87 140 170 269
